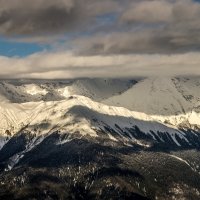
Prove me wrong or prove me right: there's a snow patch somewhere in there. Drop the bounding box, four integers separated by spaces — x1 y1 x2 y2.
24 84 48 96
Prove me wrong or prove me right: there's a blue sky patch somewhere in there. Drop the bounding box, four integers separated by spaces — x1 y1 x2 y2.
0 37 49 57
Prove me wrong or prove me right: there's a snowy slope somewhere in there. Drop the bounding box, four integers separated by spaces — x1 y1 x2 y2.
0 95 192 149
0 78 137 143
104 77 196 115
0 79 135 103
0 77 199 151
63 79 136 101
103 77 200 127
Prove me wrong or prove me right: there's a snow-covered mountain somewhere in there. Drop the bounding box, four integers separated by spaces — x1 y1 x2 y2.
0 77 200 146
104 77 200 119
0 77 200 200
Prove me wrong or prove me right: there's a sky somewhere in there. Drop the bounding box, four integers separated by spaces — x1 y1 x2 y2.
0 0 200 79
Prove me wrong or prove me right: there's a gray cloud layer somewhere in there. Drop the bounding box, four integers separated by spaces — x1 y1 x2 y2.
0 0 200 78
74 0 200 54
0 0 119 35
0 51 200 79
1 0 200 54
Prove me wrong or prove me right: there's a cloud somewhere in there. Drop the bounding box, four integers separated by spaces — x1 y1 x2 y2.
0 0 200 78
0 0 119 36
1 0 200 54
0 51 200 79
120 0 200 24
73 29 200 55
71 0 200 55
120 0 173 24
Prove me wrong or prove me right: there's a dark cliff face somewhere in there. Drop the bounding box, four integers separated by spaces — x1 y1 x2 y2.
0 130 200 200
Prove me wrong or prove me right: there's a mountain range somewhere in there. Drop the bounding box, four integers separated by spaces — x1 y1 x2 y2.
0 77 200 200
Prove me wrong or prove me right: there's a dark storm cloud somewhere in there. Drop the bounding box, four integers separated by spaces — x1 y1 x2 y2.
0 0 119 35
74 29 200 55
1 0 200 54
73 0 200 54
